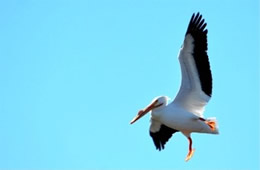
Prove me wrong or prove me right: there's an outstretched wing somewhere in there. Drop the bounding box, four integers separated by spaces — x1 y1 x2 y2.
149 119 178 151
172 13 212 117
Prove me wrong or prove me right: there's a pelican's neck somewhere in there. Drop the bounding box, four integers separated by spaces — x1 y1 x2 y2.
151 105 166 119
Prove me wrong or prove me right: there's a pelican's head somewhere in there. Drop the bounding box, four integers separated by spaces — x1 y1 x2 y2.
130 96 169 124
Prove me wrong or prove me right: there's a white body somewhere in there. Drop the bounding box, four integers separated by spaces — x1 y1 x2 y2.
151 102 218 134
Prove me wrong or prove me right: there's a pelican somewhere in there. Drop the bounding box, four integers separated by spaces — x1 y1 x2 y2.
130 13 219 161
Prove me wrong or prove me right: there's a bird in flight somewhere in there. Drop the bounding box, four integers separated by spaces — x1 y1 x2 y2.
130 13 219 162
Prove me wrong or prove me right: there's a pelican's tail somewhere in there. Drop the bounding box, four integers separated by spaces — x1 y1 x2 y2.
205 117 219 134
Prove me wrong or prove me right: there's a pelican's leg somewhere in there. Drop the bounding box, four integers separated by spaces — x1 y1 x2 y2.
199 118 216 131
185 137 195 162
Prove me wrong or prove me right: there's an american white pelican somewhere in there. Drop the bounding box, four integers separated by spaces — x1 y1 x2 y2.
130 13 219 162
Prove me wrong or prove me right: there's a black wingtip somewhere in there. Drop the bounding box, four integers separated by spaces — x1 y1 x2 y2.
186 12 207 36
150 125 179 151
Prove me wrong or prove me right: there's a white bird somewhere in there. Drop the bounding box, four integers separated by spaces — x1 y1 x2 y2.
130 13 219 162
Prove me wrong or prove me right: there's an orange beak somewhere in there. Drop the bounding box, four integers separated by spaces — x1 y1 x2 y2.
130 100 160 124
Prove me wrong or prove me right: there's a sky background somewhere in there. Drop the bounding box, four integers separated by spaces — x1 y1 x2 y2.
0 0 259 169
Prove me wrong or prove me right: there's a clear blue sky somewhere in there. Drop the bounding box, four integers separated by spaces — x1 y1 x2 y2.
0 0 259 169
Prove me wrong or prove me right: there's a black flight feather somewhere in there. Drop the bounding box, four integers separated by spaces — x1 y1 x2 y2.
185 13 212 97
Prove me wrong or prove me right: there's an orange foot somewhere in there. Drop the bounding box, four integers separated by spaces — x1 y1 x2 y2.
205 120 216 131
185 148 195 162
